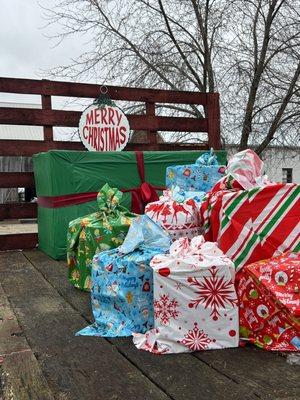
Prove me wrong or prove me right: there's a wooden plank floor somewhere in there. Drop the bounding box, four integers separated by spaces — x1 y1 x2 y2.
0 250 299 400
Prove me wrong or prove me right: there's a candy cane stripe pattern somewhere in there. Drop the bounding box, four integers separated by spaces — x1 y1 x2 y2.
202 183 300 270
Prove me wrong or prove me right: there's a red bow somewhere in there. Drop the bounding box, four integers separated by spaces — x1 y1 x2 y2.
125 181 160 214
37 151 164 213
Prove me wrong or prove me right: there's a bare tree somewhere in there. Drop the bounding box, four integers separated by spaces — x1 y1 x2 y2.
220 0 300 153
43 0 300 153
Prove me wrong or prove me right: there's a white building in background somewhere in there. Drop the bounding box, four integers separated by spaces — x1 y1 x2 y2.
0 102 44 141
226 145 300 184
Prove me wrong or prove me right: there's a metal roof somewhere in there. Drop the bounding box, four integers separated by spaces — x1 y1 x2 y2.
0 102 44 140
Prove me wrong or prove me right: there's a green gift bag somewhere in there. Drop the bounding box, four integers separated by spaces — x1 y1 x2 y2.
67 184 136 291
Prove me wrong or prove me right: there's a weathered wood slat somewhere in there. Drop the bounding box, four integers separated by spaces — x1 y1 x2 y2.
23 250 257 400
0 282 55 400
194 348 300 399
0 172 35 188
41 94 53 141
0 251 169 400
0 282 33 356
0 107 207 132
0 203 37 219
206 93 221 149
146 102 158 144
0 233 38 250
0 139 208 156
0 77 208 105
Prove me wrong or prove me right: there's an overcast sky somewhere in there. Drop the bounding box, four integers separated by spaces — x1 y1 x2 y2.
0 0 86 104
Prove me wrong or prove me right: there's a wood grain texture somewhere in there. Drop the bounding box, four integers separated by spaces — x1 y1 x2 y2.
41 94 53 141
25 250 300 400
0 282 55 400
0 139 208 156
206 93 221 149
0 233 38 250
195 347 300 399
146 102 158 144
0 77 208 105
0 172 35 188
0 107 208 133
0 251 169 400
0 203 37 219
24 250 257 400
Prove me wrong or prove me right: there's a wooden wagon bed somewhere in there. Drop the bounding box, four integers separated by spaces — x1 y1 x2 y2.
0 250 299 400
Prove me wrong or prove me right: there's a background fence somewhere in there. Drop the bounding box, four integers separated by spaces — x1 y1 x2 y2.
0 77 221 250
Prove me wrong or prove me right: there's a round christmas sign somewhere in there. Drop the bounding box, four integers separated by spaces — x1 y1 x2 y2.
79 104 130 151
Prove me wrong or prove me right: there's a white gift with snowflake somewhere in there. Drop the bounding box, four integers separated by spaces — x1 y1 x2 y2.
133 236 239 354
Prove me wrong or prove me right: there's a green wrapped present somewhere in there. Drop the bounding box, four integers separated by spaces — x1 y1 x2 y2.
67 184 136 291
33 150 227 260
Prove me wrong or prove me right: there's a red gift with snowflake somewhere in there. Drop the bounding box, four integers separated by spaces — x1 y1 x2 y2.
133 236 239 354
237 252 300 351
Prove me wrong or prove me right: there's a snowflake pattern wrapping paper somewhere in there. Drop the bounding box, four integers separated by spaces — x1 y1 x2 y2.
200 183 300 271
76 215 171 337
67 183 136 291
237 252 300 351
145 187 203 242
166 149 226 193
133 236 239 354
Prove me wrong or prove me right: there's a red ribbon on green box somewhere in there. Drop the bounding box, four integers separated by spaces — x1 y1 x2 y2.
38 151 164 214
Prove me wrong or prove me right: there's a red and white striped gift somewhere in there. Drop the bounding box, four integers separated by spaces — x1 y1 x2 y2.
200 183 300 271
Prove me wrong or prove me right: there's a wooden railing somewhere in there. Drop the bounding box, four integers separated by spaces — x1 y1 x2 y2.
0 77 221 250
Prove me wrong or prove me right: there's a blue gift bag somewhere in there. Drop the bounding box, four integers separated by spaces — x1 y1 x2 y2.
166 149 226 192
76 215 170 337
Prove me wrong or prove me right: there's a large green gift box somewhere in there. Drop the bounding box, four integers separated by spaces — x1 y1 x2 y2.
33 150 227 260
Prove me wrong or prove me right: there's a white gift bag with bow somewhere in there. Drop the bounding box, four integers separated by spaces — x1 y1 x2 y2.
133 236 239 354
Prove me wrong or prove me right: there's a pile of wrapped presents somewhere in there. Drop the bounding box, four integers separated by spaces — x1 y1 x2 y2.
34 149 300 354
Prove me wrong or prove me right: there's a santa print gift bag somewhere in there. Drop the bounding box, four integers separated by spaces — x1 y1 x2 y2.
145 186 204 242
133 236 239 354
76 215 171 337
237 252 300 351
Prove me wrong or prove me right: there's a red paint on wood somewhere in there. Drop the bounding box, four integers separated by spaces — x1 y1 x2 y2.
0 139 208 156
41 93 53 141
0 77 208 105
0 233 38 250
206 93 221 150
0 107 208 132
0 203 37 219
0 172 35 188
146 102 157 144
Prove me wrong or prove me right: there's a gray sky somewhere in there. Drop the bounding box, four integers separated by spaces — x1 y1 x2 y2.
0 0 85 103
0 0 90 139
